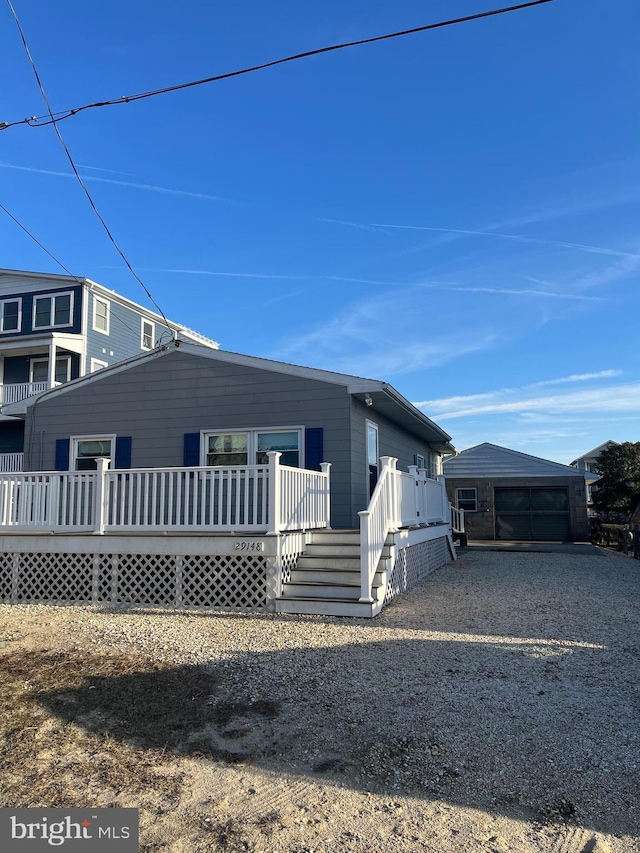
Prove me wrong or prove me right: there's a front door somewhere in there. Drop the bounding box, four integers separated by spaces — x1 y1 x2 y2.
367 421 379 498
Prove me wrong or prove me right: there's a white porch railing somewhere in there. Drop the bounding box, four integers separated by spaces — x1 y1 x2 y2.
0 382 49 405
450 504 465 534
358 457 452 603
0 453 24 473
0 452 331 534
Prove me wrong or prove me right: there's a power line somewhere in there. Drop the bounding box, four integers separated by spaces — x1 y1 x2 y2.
5 0 175 338
0 200 147 340
1 0 555 132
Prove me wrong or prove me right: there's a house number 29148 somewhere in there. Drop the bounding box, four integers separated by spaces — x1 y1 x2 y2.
234 541 263 551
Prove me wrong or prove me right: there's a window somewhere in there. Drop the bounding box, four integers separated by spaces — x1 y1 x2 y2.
30 356 71 385
456 488 477 512
141 319 155 350
33 291 73 329
202 429 302 467
0 298 21 333
93 296 110 334
90 357 108 372
72 435 114 470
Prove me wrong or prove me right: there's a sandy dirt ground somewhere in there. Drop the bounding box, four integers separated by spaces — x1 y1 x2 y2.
0 547 638 852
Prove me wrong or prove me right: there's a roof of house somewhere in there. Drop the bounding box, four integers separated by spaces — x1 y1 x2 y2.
569 440 616 467
443 442 595 479
5 339 454 450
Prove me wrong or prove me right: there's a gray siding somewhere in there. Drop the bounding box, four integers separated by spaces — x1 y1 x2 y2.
444 443 586 479
24 350 359 528
86 292 168 371
350 399 438 524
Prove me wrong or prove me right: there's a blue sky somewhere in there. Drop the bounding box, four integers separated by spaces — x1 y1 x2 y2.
1 0 638 464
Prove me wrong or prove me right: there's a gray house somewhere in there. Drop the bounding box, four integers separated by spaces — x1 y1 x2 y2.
0 341 457 617
443 443 590 541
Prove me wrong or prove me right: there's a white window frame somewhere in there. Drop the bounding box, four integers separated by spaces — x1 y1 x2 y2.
92 296 110 335
141 319 155 350
90 357 108 372
32 290 74 330
200 426 304 468
29 355 71 385
70 434 116 471
456 488 478 512
0 297 22 334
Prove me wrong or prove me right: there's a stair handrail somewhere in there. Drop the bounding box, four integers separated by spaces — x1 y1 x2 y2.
358 456 399 602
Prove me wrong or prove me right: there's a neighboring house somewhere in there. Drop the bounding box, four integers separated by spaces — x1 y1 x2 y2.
443 442 591 541
0 341 459 617
570 440 616 507
0 268 219 472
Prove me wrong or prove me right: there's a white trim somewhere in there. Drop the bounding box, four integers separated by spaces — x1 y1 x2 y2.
32 290 75 330
70 433 116 471
92 294 110 335
141 318 155 350
456 487 477 512
90 357 108 372
200 426 304 467
0 296 22 334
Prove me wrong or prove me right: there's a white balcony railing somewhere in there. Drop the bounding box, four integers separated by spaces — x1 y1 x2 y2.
358 458 454 602
0 452 331 535
0 382 49 405
0 453 24 473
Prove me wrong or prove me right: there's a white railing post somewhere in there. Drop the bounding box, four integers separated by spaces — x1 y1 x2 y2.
266 451 282 536
408 464 420 523
380 456 399 532
320 462 332 529
437 474 448 522
358 509 374 602
92 457 111 535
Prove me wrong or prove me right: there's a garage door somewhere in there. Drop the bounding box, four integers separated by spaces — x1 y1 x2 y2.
494 487 570 541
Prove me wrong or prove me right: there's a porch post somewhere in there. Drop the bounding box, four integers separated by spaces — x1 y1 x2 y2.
380 456 399 532
266 451 281 536
408 464 420 524
92 456 110 535
320 461 332 529
47 341 56 390
437 474 448 523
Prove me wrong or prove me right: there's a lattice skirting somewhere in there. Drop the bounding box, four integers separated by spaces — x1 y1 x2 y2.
384 536 450 604
0 552 267 611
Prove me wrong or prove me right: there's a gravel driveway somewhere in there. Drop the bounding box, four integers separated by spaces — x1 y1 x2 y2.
1 546 638 853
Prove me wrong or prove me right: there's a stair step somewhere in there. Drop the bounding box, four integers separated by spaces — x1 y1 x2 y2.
282 583 362 600
307 530 360 545
276 597 381 618
296 556 361 570
290 569 384 586
304 543 392 558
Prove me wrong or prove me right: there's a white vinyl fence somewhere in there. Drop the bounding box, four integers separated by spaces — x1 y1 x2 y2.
358 457 453 602
0 452 331 535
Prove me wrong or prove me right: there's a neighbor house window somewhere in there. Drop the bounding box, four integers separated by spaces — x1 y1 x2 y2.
92 296 110 334
90 357 108 372
0 297 21 333
202 429 302 467
72 436 115 470
33 292 73 329
30 356 71 385
141 319 155 350
456 488 477 512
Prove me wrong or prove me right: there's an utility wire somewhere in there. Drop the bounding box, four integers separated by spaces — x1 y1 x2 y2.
0 200 148 340
6 0 175 338
1 0 555 132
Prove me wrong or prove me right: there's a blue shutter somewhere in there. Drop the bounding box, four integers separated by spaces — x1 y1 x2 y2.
304 428 323 471
184 433 200 466
114 436 132 469
55 438 70 471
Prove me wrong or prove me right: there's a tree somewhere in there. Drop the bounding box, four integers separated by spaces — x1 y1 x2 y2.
591 442 640 516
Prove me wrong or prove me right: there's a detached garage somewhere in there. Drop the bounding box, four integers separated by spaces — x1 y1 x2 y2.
443 443 590 542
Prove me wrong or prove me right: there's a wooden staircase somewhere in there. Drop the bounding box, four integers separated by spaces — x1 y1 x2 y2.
275 529 389 617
